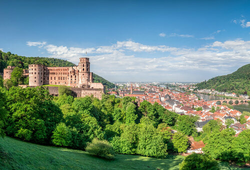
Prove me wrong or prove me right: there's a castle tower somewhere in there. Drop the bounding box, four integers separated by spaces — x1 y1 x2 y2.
78 58 91 88
3 66 15 80
29 64 44 86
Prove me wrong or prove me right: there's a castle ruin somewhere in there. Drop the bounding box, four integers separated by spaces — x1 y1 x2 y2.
3 58 105 99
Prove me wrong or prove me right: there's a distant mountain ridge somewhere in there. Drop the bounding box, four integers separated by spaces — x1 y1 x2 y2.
196 63 250 95
0 51 114 89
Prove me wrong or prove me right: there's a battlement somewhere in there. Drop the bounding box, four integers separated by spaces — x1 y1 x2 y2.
80 58 89 62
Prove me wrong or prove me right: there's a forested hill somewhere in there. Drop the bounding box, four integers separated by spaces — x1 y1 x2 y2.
196 63 250 95
0 51 114 88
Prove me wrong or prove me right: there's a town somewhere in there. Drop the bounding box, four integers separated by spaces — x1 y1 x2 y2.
109 83 250 136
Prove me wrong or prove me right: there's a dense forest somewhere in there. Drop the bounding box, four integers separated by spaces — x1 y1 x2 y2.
0 50 114 89
196 63 250 95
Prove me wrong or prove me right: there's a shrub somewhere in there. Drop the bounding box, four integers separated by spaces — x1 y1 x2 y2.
179 153 219 170
86 138 115 160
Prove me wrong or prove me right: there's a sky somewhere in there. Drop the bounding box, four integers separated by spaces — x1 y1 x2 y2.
1 0 250 82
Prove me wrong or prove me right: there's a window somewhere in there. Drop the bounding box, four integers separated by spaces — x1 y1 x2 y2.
35 77 36 79
35 72 36 74
54 77 56 80
83 68 84 71
83 64 84 67
34 80 36 82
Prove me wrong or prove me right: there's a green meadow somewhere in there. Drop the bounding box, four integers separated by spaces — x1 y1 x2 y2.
0 137 243 170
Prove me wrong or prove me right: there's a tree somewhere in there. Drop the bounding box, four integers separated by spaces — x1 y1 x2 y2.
111 123 138 154
125 102 138 124
203 120 222 134
239 115 247 124
159 110 178 126
52 123 72 147
11 67 23 86
0 76 3 87
203 128 235 161
58 85 71 96
176 115 198 136
179 153 219 170
137 123 168 158
232 129 250 162
225 119 234 128
0 89 7 137
209 106 216 113
172 132 189 153
3 79 13 89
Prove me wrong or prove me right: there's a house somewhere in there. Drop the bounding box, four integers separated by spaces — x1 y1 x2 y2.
187 137 205 154
230 123 247 133
195 119 212 132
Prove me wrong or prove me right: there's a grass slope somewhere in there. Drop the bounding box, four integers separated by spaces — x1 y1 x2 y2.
0 137 242 170
0 137 184 170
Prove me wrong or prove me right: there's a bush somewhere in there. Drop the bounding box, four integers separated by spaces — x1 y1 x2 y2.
86 138 115 160
179 153 219 170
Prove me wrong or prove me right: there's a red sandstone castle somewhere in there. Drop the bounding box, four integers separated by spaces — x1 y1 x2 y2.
3 58 105 99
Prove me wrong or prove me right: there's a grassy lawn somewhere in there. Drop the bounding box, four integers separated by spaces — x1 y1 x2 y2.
43 85 70 87
0 137 184 170
0 137 244 170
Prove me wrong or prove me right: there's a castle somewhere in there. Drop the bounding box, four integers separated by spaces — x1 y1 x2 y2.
3 58 105 99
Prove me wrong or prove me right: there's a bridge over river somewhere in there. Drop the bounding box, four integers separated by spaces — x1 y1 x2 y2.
210 99 250 105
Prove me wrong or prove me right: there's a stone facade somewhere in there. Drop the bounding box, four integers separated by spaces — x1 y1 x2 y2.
3 58 105 99
3 66 16 80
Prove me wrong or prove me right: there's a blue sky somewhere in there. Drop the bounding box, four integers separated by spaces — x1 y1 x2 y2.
1 0 250 82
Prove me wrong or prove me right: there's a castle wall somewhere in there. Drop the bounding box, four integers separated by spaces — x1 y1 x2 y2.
46 67 71 86
47 86 103 99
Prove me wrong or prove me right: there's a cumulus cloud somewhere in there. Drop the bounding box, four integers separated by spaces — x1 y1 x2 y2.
27 39 250 82
27 41 47 48
159 33 166 37
0 48 3 51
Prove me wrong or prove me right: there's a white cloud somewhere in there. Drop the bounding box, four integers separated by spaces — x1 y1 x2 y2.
169 33 194 38
233 20 237 24
240 19 246 27
201 36 214 40
27 39 250 81
246 22 250 27
159 33 166 37
0 48 3 52
27 41 47 48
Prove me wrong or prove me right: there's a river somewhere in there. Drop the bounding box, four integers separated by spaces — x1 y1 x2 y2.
195 93 250 113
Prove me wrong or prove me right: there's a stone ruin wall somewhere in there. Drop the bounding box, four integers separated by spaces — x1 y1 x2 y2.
47 86 104 100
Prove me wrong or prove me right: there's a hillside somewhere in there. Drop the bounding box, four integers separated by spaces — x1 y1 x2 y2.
196 63 250 95
0 51 114 88
0 137 184 170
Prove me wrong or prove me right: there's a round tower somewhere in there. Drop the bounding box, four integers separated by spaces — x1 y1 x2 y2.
29 64 44 86
78 58 90 88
